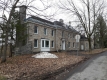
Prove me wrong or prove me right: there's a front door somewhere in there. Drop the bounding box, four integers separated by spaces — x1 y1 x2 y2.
62 41 65 50
81 45 84 50
41 39 50 51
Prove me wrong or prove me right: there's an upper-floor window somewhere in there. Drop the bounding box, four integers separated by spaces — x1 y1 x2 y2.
34 39 38 48
62 31 64 37
34 26 38 34
44 28 47 35
52 30 54 36
73 34 75 38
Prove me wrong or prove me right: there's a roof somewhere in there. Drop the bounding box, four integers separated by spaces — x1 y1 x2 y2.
30 16 54 25
26 16 80 34
80 35 88 40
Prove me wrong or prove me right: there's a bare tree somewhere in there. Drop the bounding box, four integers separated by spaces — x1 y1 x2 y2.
57 0 106 51
0 0 53 63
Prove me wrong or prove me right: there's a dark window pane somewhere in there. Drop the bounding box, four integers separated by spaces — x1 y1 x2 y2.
34 26 37 33
73 42 75 47
45 40 49 47
34 39 37 47
62 31 64 37
42 40 44 47
44 28 47 35
68 42 70 47
52 30 54 36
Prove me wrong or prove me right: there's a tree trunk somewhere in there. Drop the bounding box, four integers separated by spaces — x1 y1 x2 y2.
88 36 92 52
9 43 12 57
1 31 8 63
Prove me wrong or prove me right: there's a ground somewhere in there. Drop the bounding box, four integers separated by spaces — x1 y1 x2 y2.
0 49 107 80
56 51 107 80
0 52 85 80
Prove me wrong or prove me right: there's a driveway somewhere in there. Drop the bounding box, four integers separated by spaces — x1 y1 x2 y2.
56 51 107 80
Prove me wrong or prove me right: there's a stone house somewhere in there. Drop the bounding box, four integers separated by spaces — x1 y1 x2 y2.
26 16 80 52
17 5 94 53
80 35 94 50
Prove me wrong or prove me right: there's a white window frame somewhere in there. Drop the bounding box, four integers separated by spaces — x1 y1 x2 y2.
51 41 54 48
34 26 38 34
41 39 50 48
34 39 38 48
44 28 47 35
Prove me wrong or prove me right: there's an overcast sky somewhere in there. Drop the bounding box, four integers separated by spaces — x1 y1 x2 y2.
0 0 107 27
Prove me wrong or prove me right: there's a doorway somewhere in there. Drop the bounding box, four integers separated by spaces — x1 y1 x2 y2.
62 40 65 50
41 39 50 51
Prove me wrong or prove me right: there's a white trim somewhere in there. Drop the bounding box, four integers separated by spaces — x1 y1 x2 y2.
62 40 65 50
41 39 50 51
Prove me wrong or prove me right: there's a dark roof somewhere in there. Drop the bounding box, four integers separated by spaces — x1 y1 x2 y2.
80 35 87 40
30 16 54 25
26 16 80 33
54 21 64 26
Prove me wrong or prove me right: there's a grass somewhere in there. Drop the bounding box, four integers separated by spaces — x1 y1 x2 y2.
0 75 7 80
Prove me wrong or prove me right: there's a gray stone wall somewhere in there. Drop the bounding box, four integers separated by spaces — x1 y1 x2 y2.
55 29 79 51
15 41 32 54
28 22 56 52
27 22 80 52
80 40 89 50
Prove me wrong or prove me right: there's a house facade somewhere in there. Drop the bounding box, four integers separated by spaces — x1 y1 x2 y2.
26 16 80 52
15 5 94 54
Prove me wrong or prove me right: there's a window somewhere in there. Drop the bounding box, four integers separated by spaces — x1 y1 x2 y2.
41 39 50 48
62 31 64 37
51 41 54 48
69 33 71 38
34 26 38 34
34 39 38 48
68 42 70 48
42 40 44 47
86 43 88 48
45 40 49 47
52 30 54 36
73 42 75 48
73 34 75 38
44 28 47 35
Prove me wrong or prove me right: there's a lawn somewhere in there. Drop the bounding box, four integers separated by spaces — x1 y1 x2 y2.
0 53 85 80
0 48 106 80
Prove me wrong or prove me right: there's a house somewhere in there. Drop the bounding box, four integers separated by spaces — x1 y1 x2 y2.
15 5 94 54
26 16 80 52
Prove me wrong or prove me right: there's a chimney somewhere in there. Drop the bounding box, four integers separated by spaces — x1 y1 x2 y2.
19 5 27 24
59 19 64 24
